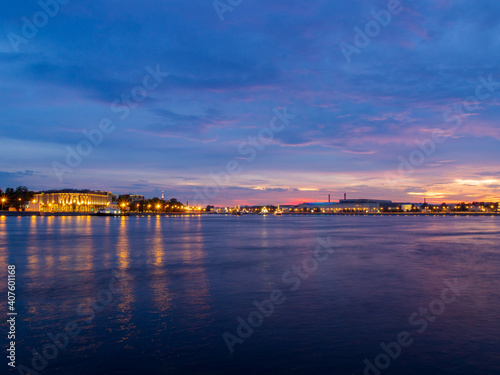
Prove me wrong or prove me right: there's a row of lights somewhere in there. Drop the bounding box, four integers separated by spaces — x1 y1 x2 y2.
119 203 202 211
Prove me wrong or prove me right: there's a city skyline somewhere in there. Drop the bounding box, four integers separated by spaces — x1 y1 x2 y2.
2 1 500 206
2 185 500 208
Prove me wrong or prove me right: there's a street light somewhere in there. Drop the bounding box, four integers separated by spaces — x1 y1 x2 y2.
1 198 5 211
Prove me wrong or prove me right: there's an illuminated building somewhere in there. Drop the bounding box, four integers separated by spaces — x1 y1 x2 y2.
28 190 113 213
297 198 395 213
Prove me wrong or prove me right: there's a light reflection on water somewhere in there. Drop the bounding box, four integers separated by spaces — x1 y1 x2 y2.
1 215 499 375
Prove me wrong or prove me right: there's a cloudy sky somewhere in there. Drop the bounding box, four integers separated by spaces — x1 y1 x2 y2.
1 0 500 205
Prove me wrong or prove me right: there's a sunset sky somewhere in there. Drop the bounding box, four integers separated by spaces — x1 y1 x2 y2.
1 0 500 205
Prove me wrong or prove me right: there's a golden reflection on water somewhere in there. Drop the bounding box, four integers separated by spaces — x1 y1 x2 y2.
100 217 113 269
149 216 171 316
26 216 40 275
80 216 93 270
178 217 212 324
13 216 216 342
26 217 42 317
117 217 131 270
114 218 136 347
152 216 164 266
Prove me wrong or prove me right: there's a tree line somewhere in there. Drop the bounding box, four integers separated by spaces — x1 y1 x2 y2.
0 186 35 211
116 195 186 212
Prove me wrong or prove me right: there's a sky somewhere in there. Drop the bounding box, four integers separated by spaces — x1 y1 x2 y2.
1 0 500 206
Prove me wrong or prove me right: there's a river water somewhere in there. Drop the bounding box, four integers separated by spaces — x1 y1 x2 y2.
1 214 499 374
